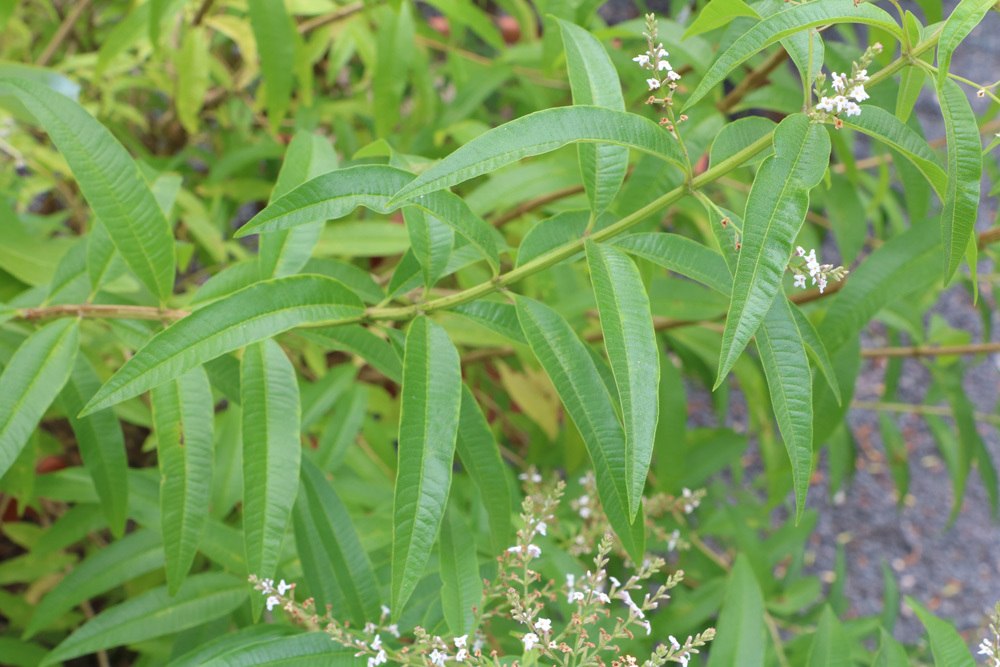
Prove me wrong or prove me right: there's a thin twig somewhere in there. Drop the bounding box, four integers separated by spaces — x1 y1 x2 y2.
17 304 188 322
297 1 367 34
192 0 216 26
861 341 1000 358
852 400 1000 426
716 48 790 114
37 0 93 66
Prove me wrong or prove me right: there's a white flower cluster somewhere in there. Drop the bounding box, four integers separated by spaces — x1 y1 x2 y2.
424 635 470 665
634 45 681 92
668 634 703 667
259 577 292 612
680 487 699 514
793 246 848 294
815 69 869 118
980 604 1000 667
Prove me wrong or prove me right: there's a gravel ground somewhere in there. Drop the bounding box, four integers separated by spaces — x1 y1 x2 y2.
599 0 1000 648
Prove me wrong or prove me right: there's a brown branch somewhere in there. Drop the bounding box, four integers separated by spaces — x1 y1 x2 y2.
192 0 216 26
37 0 92 66
716 48 790 114
297 1 367 34
861 341 1000 358
490 184 585 227
17 304 188 322
978 226 1000 249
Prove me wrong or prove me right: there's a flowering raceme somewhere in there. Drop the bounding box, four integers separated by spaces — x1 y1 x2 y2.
810 43 882 125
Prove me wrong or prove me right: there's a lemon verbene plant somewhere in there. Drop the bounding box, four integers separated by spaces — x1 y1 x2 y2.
0 0 998 665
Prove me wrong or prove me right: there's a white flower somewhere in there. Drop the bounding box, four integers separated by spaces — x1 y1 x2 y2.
371 635 382 651
368 649 387 667
260 578 275 594
569 591 586 602
454 635 468 649
667 70 682 81
527 544 541 558
518 472 542 482
387 624 400 638
472 634 485 653
667 529 681 551
380 604 391 617
266 595 281 611
596 592 611 604
647 78 661 90
523 632 540 651
831 72 849 93
816 96 835 113
793 274 807 289
848 84 869 102
657 59 673 71
656 46 668 59
633 54 651 67
619 591 645 619
640 620 651 635
536 617 552 633
979 639 994 656
854 68 869 83
534 520 547 536
817 275 828 293
276 579 292 595
843 100 862 117
609 576 622 589
429 649 448 667
454 648 468 661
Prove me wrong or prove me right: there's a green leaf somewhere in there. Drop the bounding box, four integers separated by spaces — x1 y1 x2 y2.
405 207 455 288
201 633 364 666
176 26 211 134
260 132 340 279
247 0 297 132
389 106 687 204
873 628 910 667
0 78 175 300
907 597 976 667
392 317 462 615
807 606 849 667
788 304 841 404
82 275 364 414
821 222 940 352
613 233 733 295
937 0 996 88
42 573 247 665
59 357 129 538
314 385 368 472
709 117 776 169
151 366 214 594
514 296 644 561
706 554 765 667
557 19 629 215
440 504 483 636
683 0 901 110
0 319 79 479
586 241 659 517
25 530 163 638
293 458 380 626
239 165 501 274
717 114 830 386
301 325 402 384
937 78 983 281
452 301 527 346
0 639 46 667
515 210 589 268
757 296 814 522
456 385 514 553
840 105 947 198
683 0 758 38
242 340 301 615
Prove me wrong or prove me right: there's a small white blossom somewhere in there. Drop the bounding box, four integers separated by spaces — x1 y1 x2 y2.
816 96 836 113
633 54 651 67
596 592 611 604
523 632 540 651
429 649 448 667
647 78 661 90
367 649 387 667
619 591 645 619
534 520 547 536
518 472 542 483
980 639 994 657
454 635 467 649
380 604 391 617
667 70 682 81
657 59 673 71
454 648 468 662
569 591 586 602
535 617 552 633
260 578 275 594
848 84 869 102
854 68 869 83
387 624 400 638
276 579 292 595
831 72 849 93
609 576 622 589
371 635 382 651
640 619 651 635
266 595 281 611
793 274 807 289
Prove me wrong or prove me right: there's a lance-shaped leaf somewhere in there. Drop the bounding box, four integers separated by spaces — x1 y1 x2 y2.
716 114 830 387
238 165 501 274
81 275 363 415
392 317 462 615
389 106 687 204
586 241 659 517
247 0 296 132
873 629 910 667
613 233 733 295
59 357 129 538
440 504 483 636
807 606 849 667
176 26 210 135
0 319 79 479
198 634 361 666
25 530 163 638
405 207 455 288
452 301 527 346
840 105 947 198
683 0 901 110
788 303 841 404
515 296 645 561
937 0 996 88
301 325 403 384
456 385 514 551
259 131 339 279
937 78 982 281
557 19 628 215
242 340 301 616
706 555 765 667
41 573 246 666
757 296 814 521
907 597 976 667
0 78 175 300
293 458 380 626
151 366 214 594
